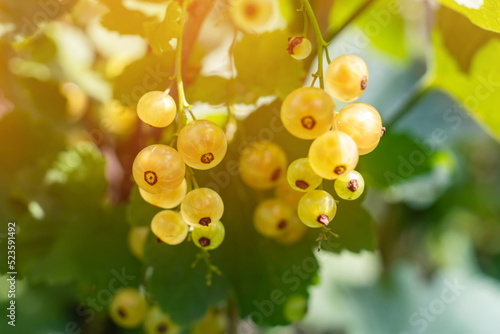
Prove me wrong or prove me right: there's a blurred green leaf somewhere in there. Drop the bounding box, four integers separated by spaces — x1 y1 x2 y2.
0 284 78 334
126 186 162 227
0 109 65 177
352 0 407 58
329 0 366 32
436 0 500 33
321 200 377 253
18 78 68 121
186 75 231 105
112 52 175 107
144 234 229 326
357 132 434 189
16 144 142 295
217 193 317 326
45 143 107 208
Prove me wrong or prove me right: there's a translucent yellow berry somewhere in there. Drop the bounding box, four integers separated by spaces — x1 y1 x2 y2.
298 190 337 228
308 131 359 180
139 179 187 209
325 54 368 102
137 91 177 128
335 103 383 155
239 141 288 190
281 87 334 140
151 210 189 245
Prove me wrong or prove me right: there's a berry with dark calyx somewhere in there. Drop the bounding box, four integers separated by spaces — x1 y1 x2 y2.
325 54 369 102
109 288 148 328
287 158 322 192
144 306 180 334
287 36 312 60
334 170 365 200
180 188 224 227
192 221 226 250
308 131 359 180
239 141 288 190
297 190 337 228
253 198 294 238
132 144 185 194
275 214 309 245
177 120 227 170
281 87 335 139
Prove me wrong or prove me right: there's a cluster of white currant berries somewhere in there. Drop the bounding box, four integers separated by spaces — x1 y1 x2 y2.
242 51 384 245
132 91 228 251
109 287 180 333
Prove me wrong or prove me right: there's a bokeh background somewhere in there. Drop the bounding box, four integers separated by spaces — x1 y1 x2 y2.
1 0 500 333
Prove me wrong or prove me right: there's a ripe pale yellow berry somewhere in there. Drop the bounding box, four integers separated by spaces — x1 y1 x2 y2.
325 55 368 102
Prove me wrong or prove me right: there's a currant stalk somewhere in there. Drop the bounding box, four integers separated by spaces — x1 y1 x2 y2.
300 0 331 89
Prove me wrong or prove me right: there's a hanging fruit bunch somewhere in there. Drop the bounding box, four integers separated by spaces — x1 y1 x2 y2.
129 0 384 293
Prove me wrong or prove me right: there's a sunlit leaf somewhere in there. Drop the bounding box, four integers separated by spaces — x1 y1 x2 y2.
144 1 182 54
432 8 500 140
100 0 153 36
436 0 500 33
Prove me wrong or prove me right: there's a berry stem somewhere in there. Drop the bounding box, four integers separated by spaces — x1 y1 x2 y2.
192 250 222 286
316 226 340 252
301 0 329 89
175 0 193 135
186 166 199 191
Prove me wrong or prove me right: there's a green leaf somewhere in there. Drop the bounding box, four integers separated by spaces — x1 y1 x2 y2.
44 143 107 208
0 109 65 177
328 0 366 32
356 132 434 189
18 78 68 121
435 0 500 33
112 52 175 107
14 144 142 295
143 234 229 326
436 6 499 72
126 186 162 226
0 285 78 334
351 0 407 58
100 0 153 36
233 30 306 103
185 75 231 105
320 200 377 253
217 193 317 326
432 9 500 140
144 1 182 54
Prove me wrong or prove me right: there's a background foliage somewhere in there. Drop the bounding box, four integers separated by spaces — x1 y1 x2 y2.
1 0 500 333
